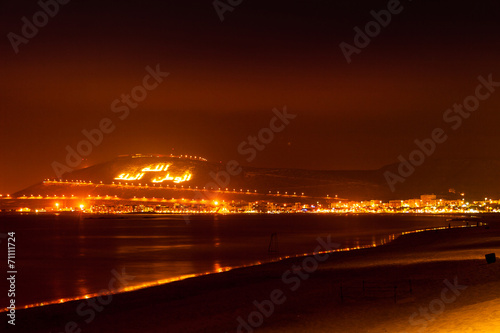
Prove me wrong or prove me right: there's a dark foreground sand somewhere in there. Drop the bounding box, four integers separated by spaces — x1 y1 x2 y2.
13 218 500 333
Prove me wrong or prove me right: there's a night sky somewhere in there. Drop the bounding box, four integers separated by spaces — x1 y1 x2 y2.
1 0 500 194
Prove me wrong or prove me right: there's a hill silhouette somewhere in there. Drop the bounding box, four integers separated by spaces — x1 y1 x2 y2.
11 155 500 201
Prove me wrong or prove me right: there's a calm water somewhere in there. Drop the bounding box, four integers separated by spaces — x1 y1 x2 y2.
1 213 460 307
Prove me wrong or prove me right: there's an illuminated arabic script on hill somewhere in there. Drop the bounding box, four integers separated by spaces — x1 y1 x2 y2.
114 164 192 184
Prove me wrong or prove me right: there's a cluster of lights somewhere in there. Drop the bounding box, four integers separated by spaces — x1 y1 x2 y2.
8 190 500 215
11 177 500 214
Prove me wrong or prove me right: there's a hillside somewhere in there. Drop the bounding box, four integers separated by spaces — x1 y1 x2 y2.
10 155 500 201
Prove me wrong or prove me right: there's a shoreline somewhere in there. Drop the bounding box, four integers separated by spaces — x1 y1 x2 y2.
3 224 479 313
13 219 500 332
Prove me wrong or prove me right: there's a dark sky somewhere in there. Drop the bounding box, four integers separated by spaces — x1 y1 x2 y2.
1 0 500 194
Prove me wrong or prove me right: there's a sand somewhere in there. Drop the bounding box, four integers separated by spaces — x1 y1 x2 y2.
14 218 500 333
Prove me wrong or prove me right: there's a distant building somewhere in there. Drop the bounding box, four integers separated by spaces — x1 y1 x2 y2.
420 194 436 201
405 199 420 208
389 200 402 208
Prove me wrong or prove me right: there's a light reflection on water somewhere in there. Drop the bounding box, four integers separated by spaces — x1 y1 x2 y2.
1 213 464 310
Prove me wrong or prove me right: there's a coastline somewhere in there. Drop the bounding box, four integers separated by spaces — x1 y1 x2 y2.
3 221 477 313
13 218 500 332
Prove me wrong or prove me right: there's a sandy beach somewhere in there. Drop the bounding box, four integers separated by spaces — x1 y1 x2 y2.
14 218 500 333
